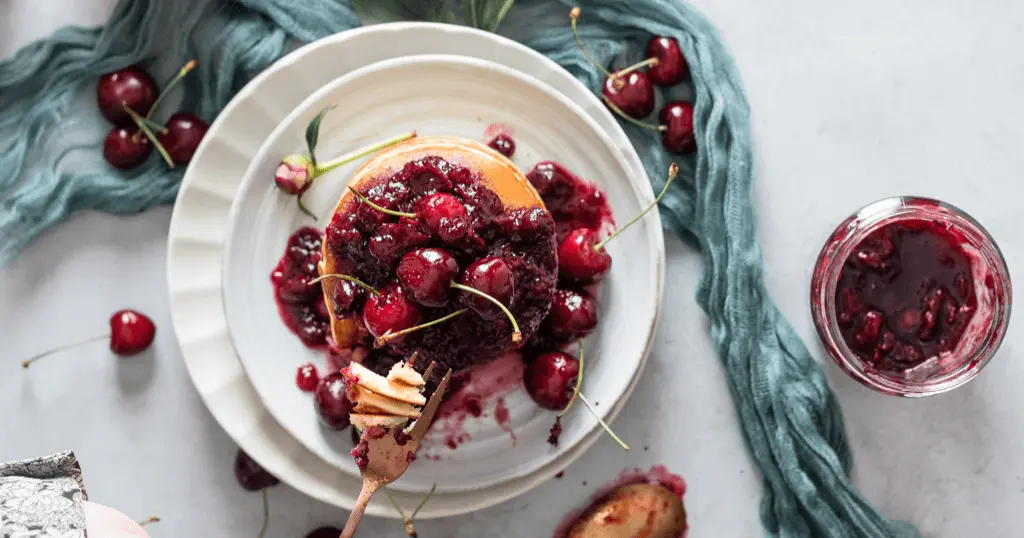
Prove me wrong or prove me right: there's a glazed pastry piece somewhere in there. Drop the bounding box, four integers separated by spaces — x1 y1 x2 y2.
319 136 558 374
568 484 687 538
344 361 427 429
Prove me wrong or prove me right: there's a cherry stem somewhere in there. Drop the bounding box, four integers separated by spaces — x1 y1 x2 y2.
22 333 108 368
602 96 667 132
570 7 614 79
296 192 318 221
348 186 417 219
375 309 467 348
309 273 381 296
558 340 585 418
137 116 168 135
409 482 437 520
123 103 175 168
450 282 522 343
610 57 659 79
258 488 269 538
146 59 198 119
136 516 160 527
314 131 417 177
594 163 679 251
383 482 436 536
578 392 630 451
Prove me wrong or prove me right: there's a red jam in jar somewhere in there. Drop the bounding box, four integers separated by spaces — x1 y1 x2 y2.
811 197 1011 396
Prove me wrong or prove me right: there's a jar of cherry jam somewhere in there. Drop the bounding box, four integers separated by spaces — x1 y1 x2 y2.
811 197 1011 396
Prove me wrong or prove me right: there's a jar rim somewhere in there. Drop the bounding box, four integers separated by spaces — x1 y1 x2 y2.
810 196 1012 397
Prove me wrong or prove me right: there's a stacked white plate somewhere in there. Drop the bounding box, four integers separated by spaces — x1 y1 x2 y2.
167 22 664 518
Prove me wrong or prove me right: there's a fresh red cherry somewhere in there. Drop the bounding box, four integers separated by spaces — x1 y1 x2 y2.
96 66 158 125
570 7 655 119
110 309 157 355
157 112 208 164
314 372 354 430
558 228 612 283
362 285 423 341
659 101 696 155
21 309 156 369
296 362 320 392
103 126 151 169
234 449 279 491
458 257 514 320
397 248 459 307
305 528 343 538
331 279 363 315
547 289 598 341
487 133 516 158
603 72 656 119
645 36 689 86
418 192 469 243
525 352 579 410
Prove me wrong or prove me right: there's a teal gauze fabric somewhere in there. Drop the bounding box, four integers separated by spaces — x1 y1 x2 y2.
0 1 918 536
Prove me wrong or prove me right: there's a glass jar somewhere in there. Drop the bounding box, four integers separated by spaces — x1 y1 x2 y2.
810 196 1011 396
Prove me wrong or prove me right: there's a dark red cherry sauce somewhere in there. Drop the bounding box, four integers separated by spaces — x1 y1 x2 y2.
835 219 979 374
271 226 329 349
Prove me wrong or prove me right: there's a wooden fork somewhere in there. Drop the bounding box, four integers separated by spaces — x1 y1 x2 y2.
340 367 451 538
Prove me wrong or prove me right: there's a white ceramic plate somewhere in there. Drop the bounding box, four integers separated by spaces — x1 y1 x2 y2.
167 23 664 517
222 54 658 493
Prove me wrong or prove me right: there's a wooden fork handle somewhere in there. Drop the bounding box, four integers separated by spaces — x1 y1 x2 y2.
340 480 381 538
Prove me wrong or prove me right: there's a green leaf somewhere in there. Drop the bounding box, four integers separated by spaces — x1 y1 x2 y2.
352 0 448 23
461 0 514 32
305 106 332 168
486 0 514 32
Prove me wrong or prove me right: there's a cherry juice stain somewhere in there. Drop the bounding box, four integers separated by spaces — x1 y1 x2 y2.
552 465 688 538
421 351 525 455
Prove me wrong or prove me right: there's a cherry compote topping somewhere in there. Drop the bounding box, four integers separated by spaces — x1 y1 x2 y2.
362 284 423 341
96 66 158 126
157 112 208 164
271 227 329 348
488 133 516 158
295 363 320 392
525 352 580 410
835 219 978 373
526 161 611 243
645 36 690 86
418 192 470 243
314 372 354 430
558 228 611 284
103 126 151 169
324 155 557 375
545 289 600 342
458 257 514 320
397 248 460 307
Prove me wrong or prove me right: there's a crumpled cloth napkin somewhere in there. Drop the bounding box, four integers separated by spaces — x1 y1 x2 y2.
0 452 149 538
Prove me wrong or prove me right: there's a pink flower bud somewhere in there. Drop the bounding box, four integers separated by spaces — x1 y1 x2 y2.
275 154 312 195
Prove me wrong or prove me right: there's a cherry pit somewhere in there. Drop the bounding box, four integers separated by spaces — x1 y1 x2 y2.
98 60 208 170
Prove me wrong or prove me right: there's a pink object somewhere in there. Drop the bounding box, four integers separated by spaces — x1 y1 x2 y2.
83 501 151 538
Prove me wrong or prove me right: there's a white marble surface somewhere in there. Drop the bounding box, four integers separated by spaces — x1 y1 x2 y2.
1 1 1021 536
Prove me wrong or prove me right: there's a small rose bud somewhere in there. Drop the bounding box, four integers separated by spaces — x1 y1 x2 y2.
275 154 312 195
